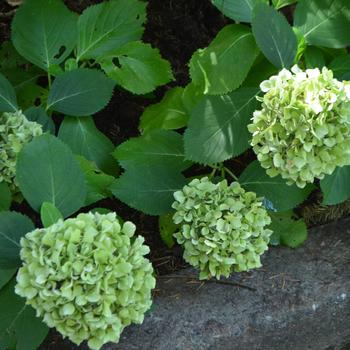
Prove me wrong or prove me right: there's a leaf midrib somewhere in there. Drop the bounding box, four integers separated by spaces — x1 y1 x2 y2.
303 1 346 38
204 92 259 144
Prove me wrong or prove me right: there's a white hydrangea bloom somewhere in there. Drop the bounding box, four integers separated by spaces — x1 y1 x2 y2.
0 111 42 193
16 212 156 350
172 177 272 280
248 66 350 188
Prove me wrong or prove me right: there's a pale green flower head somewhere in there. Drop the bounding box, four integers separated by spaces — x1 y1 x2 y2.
248 65 350 188
0 110 42 193
15 212 156 350
172 177 272 280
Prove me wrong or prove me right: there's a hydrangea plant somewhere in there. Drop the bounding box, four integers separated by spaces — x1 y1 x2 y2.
172 177 272 280
0 110 42 193
15 212 156 350
248 65 350 188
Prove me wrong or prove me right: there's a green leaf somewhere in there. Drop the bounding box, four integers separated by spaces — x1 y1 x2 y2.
1 60 46 111
329 55 350 80
184 88 259 164
159 213 176 248
0 72 18 112
11 0 77 70
77 156 114 206
0 41 28 70
58 116 117 175
294 0 350 48
304 46 326 69
99 41 173 95
114 129 192 172
243 56 278 87
40 202 63 228
239 161 313 212
269 211 308 248
90 207 112 215
0 279 49 350
16 134 87 217
24 107 55 134
293 26 308 61
181 83 204 113
139 87 188 133
0 268 16 289
272 0 297 9
252 3 297 68
47 68 114 116
189 24 259 95
320 166 350 205
0 183 11 212
76 0 146 61
0 211 34 268
110 166 187 215
211 0 268 22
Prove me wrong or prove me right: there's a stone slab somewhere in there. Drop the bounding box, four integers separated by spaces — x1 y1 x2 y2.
108 218 350 350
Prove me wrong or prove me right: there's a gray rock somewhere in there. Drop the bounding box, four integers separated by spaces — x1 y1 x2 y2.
107 218 350 350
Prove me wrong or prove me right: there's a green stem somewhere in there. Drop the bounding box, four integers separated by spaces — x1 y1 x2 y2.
223 166 239 181
208 167 217 179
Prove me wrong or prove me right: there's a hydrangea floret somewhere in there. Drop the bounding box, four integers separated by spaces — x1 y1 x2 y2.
0 110 42 193
172 177 272 280
248 65 350 188
15 212 156 350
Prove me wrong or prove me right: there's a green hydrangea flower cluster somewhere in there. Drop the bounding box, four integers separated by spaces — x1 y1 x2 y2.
248 65 350 188
172 177 272 280
0 110 42 193
15 212 156 350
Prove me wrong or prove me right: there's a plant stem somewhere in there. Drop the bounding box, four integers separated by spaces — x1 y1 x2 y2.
224 166 239 181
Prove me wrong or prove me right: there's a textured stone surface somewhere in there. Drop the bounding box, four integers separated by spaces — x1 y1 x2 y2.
107 217 350 350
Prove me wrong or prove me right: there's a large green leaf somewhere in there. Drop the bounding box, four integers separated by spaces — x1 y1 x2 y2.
211 0 268 22
239 161 313 212
58 116 117 174
252 3 297 68
110 166 187 215
294 0 350 48
139 87 188 133
320 166 350 205
114 129 192 172
0 73 18 112
0 279 49 350
269 211 308 248
16 134 86 217
11 0 77 70
99 41 173 95
329 55 350 80
76 0 146 61
0 211 34 268
47 69 114 116
77 156 114 206
184 88 258 164
0 183 11 212
0 269 15 289
189 24 259 95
